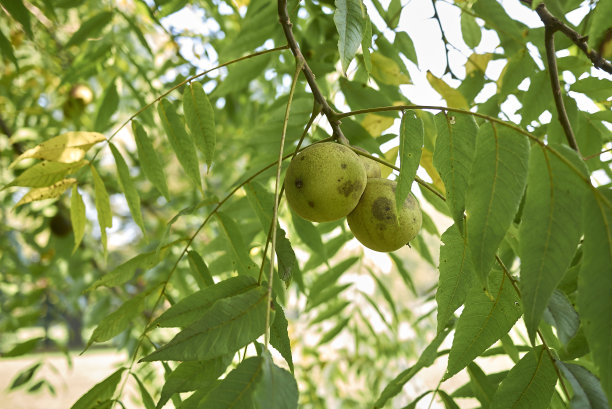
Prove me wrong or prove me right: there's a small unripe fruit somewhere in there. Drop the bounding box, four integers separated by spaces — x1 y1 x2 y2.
347 178 422 252
353 146 381 178
285 142 367 222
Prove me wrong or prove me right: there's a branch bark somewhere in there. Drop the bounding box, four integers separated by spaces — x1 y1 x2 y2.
278 0 350 145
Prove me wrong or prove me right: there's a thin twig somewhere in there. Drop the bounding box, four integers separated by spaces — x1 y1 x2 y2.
430 0 458 79
543 25 580 153
278 0 349 145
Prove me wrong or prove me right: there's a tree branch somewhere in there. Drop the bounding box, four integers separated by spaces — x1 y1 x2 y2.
531 2 612 75
278 0 349 145
544 25 580 153
431 0 459 79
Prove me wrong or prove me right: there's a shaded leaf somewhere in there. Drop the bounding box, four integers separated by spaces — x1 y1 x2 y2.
0 0 33 38
132 120 170 200
213 52 272 97
141 286 268 362
216 212 260 277
0 29 18 68
187 250 215 288
91 166 112 257
309 257 358 296
467 362 496 407
158 99 202 193
4 337 43 358
109 143 145 234
396 110 423 213
433 112 477 230
70 368 125 409
10 362 41 389
557 361 610 409
578 188 612 403
198 356 263 409
88 250 162 290
465 123 529 288
270 301 294 373
132 374 155 409
543 289 580 346
436 224 474 333
334 0 365 74
10 132 105 167
394 31 418 66
252 351 299 409
445 270 521 380
489 346 556 409
152 275 257 328
94 78 119 131
519 144 588 342
183 82 216 169
65 11 114 48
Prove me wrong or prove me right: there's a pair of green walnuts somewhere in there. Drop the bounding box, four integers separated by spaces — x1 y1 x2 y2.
285 142 422 252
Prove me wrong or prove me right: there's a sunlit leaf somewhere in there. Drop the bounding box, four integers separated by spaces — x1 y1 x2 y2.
519 144 588 342
489 346 556 409
65 10 114 48
461 11 481 48
334 0 365 74
370 52 411 85
70 185 86 253
187 250 215 288
445 270 521 380
10 132 105 167
183 81 216 169
15 178 77 207
88 250 163 290
94 78 119 132
252 351 299 409
216 211 260 277
465 123 529 288
578 188 612 403
4 160 87 189
394 31 418 66
426 72 469 109
158 98 202 193
91 165 112 257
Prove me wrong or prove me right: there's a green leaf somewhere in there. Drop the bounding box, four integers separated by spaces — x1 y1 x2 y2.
216 212 260 277
543 290 579 346
270 301 294 373
438 390 461 409
88 250 162 290
588 0 612 50
65 11 114 48
309 257 359 296
252 351 299 409
290 209 325 256
445 270 521 380
91 165 112 258
461 11 481 48
361 15 372 73
275 228 298 284
141 286 268 362
389 253 417 296
70 368 125 409
198 356 263 409
432 112 478 231
436 224 475 333
213 52 272 97
70 185 86 253
578 188 612 403
4 160 88 189
4 337 43 358
519 71 551 127
87 286 160 348
109 143 145 235
158 99 202 193
557 361 610 409
467 362 497 407
489 346 557 409
131 374 155 409
339 77 395 116
0 28 18 68
0 0 33 38
465 123 529 288
156 356 231 409
152 275 258 328
374 325 452 408
471 0 525 54
187 250 215 288
183 82 216 169
426 72 469 109
9 362 41 389
94 78 119 131
319 317 350 345
498 49 537 98
519 144 587 342
570 77 612 102
396 110 423 213
394 31 418 67
334 0 365 74
370 52 411 85
132 120 170 200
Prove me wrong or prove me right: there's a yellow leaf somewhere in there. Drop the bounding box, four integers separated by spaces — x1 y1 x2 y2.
10 132 106 168
233 0 249 7
361 113 395 137
466 53 492 76
4 160 88 189
420 148 446 195
370 52 411 85
14 178 77 208
426 71 469 109
381 146 399 178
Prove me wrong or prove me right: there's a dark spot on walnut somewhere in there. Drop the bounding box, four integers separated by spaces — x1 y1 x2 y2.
341 163 347 169
338 180 363 197
308 201 314 208
295 179 303 189
372 197 394 222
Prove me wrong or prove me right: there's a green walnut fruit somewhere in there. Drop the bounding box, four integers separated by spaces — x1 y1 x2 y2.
353 146 381 178
347 178 422 252
285 142 367 222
